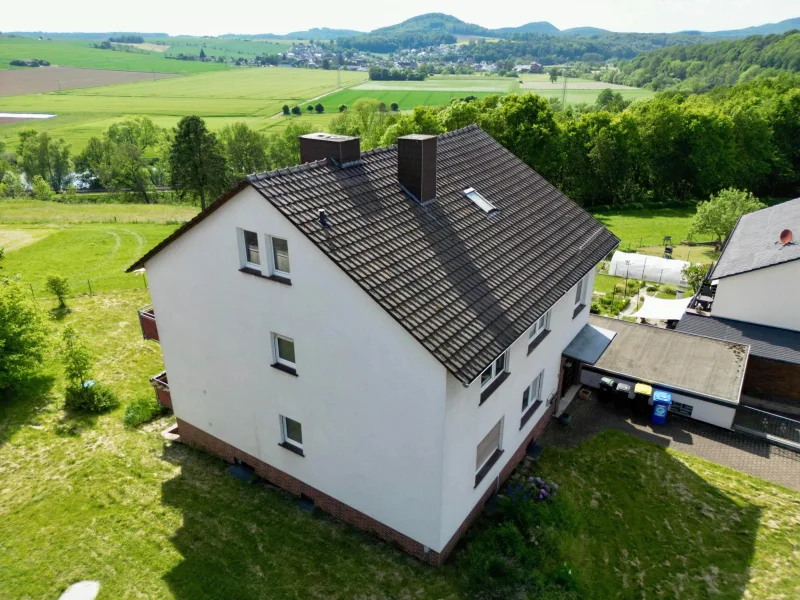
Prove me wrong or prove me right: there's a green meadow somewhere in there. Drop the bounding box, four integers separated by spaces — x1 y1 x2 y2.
0 36 227 73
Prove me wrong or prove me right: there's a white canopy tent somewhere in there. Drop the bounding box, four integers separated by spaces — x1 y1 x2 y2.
631 296 692 321
608 251 689 286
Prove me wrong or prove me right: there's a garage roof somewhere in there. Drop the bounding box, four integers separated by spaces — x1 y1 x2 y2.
588 315 749 404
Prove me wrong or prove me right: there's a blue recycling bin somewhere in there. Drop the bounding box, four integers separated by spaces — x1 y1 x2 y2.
652 390 672 425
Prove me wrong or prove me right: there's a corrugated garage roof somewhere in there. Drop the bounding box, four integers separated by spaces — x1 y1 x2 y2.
130 126 619 385
677 313 800 365
589 315 749 404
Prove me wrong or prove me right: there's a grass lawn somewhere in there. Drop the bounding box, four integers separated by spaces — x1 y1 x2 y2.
638 244 719 265
593 273 623 295
318 89 500 112
505 430 800 597
0 199 198 223
592 207 715 249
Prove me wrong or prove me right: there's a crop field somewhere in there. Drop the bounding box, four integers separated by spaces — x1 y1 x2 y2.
0 67 364 150
143 36 293 58
318 89 499 112
0 36 227 74
0 66 180 96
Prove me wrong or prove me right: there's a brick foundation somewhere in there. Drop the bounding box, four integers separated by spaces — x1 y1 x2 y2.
175 409 552 566
743 356 800 404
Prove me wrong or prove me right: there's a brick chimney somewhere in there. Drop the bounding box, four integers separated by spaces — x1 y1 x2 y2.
299 133 360 165
397 134 437 204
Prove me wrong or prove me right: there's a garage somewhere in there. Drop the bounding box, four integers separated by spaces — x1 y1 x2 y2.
568 316 749 429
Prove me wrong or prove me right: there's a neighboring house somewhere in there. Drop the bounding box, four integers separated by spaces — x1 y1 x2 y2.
129 126 618 564
678 198 800 409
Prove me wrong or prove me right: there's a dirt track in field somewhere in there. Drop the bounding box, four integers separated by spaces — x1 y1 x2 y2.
0 66 181 96
0 116 31 123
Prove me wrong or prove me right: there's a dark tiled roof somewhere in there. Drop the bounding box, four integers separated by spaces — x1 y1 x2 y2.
130 126 619 385
677 313 800 365
711 197 800 280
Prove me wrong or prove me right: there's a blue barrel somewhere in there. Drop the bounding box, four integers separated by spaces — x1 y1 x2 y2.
652 390 672 425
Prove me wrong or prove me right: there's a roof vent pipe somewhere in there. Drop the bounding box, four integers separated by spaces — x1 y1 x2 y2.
318 209 329 228
397 134 437 205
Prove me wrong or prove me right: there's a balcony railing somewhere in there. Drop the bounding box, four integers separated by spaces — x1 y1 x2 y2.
150 371 172 409
137 304 159 342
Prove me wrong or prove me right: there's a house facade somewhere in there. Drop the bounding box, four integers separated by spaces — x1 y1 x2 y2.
131 126 617 564
678 198 800 411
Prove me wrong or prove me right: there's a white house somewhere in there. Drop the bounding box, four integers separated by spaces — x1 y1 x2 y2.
678 198 800 411
130 126 618 564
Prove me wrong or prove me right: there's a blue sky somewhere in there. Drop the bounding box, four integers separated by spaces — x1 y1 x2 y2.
4 0 798 36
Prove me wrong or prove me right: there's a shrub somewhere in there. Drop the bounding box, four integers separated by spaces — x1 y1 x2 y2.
338 104 347 112
662 285 677 295
46 274 70 307
646 284 659 292
31 175 54 201
64 382 119 413
590 302 600 314
291 106 301 115
0 280 49 397
124 394 167 427
282 104 290 115
390 102 399 111
0 172 25 198
314 103 324 113
306 104 314 112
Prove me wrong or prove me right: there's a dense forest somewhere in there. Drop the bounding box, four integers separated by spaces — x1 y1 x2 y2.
603 31 800 91
335 32 457 53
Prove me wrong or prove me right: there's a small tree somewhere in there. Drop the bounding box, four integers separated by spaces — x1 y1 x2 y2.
690 188 765 245
61 325 118 412
549 68 559 83
390 102 399 111
168 116 229 210
199 48 206 59
291 106 302 115
0 172 25 198
282 104 290 115
338 104 347 112
46 275 70 308
314 103 324 113
32 175 54 201
0 280 49 399
682 263 709 293
306 104 314 112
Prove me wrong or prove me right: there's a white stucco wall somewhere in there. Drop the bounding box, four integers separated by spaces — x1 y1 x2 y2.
579 368 737 429
437 268 595 548
712 261 800 332
145 187 448 550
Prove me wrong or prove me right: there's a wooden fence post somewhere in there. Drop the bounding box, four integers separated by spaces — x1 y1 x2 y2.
88 280 93 297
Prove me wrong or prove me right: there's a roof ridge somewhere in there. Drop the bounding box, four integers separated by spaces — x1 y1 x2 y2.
247 158 330 182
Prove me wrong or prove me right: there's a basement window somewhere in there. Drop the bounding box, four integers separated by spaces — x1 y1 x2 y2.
464 188 498 215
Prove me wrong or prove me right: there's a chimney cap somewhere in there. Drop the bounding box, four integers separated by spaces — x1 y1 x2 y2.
300 132 358 142
398 134 437 141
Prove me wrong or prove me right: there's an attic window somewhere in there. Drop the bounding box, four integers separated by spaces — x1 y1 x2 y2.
464 188 498 215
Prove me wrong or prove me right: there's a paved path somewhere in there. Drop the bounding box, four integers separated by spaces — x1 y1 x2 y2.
539 392 800 491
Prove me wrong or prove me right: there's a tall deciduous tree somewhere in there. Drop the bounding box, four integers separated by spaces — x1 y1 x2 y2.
218 122 269 181
690 188 765 244
18 131 72 192
168 116 229 210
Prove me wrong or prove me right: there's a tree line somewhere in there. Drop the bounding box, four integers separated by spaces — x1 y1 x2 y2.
607 31 800 92
1 74 796 210
335 32 456 54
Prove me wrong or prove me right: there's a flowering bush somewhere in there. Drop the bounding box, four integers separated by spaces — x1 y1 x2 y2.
505 476 559 503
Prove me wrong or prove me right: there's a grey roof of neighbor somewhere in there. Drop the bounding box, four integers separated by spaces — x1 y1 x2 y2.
130 126 619 385
677 313 800 365
711 197 800 280
589 315 748 404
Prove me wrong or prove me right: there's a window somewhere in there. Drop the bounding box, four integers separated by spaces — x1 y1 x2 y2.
528 310 551 342
475 419 504 486
463 187 498 215
272 333 296 372
522 370 544 412
242 229 260 268
280 415 304 455
270 236 291 277
480 351 507 390
574 274 588 307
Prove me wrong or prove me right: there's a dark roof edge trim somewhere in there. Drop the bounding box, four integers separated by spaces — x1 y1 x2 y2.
126 179 251 272
710 255 800 280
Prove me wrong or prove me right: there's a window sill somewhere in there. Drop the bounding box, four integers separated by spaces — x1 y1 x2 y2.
573 303 587 319
239 266 292 286
271 363 298 377
479 371 510 405
520 400 544 429
474 449 504 488
279 442 304 456
527 330 551 355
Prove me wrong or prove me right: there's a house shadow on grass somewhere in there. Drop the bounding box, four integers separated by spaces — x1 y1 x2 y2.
158 442 459 600
452 429 764 599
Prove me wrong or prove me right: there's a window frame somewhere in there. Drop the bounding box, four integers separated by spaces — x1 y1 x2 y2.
272 333 296 370
240 228 261 270
463 187 498 215
522 370 545 413
280 415 304 453
574 274 588 308
528 309 551 343
475 418 504 486
480 350 508 391
269 235 291 278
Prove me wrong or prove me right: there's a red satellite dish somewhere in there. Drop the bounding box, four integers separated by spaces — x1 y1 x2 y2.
780 229 793 244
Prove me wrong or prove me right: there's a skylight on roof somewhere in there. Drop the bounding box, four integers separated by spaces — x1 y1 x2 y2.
464 188 497 215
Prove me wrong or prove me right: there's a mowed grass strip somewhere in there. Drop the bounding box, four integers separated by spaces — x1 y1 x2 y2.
318 89 499 112
591 206 716 248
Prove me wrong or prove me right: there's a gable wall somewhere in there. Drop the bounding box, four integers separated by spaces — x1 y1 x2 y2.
145 186 448 550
